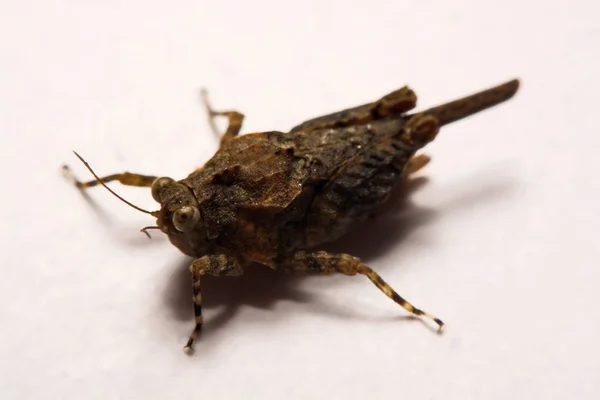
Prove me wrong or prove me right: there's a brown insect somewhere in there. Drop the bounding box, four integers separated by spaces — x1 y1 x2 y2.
63 78 519 352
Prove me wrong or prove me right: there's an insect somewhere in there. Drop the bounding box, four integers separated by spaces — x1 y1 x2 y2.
63 78 519 352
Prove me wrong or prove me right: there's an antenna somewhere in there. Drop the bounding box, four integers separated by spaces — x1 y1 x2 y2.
71 151 160 218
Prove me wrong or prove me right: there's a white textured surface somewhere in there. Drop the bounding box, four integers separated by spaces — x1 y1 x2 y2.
1 1 599 399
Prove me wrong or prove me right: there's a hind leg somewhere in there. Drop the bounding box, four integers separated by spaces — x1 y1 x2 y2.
290 86 417 133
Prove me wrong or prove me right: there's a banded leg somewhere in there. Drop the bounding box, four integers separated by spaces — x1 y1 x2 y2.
281 251 444 330
201 89 245 145
289 86 417 133
185 254 244 351
62 166 157 190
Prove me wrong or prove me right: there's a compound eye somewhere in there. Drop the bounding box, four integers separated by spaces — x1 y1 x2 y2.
151 177 174 202
172 206 200 232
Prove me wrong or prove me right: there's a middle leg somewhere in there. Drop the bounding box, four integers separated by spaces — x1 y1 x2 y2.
403 153 431 176
280 251 444 329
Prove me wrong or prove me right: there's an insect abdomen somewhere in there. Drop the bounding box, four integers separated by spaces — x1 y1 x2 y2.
305 136 414 247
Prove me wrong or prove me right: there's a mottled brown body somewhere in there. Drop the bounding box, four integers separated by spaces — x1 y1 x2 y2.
64 79 520 352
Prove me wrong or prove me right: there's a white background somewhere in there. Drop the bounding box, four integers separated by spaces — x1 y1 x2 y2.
1 1 599 399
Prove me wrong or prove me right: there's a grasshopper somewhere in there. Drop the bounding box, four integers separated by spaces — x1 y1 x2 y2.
64 79 520 351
